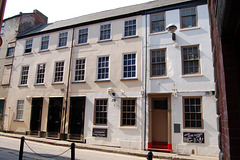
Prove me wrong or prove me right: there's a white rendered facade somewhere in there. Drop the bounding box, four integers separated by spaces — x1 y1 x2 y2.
3 0 218 157
143 4 219 156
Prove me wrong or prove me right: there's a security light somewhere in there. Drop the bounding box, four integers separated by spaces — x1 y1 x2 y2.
166 24 177 41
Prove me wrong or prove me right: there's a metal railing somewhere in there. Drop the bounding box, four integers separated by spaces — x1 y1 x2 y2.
19 136 75 160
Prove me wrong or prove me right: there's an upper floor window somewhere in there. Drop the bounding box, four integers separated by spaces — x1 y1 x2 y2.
36 63 46 84
74 58 86 82
94 99 108 125
41 36 49 50
16 100 24 120
151 13 165 33
97 56 109 80
6 47 15 57
58 32 68 47
181 7 197 28
25 39 33 53
124 19 136 37
20 66 29 85
100 24 111 41
1 22 5 34
184 97 202 128
54 61 64 83
182 45 200 75
123 53 136 78
121 99 136 126
78 28 88 44
151 49 166 77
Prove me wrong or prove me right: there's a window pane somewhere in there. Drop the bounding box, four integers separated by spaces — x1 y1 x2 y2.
75 59 85 81
151 49 166 76
98 56 109 80
182 46 200 74
181 8 197 28
6 47 15 57
184 98 202 128
151 13 165 33
121 99 136 126
124 19 136 37
36 64 46 84
123 53 136 78
95 99 108 125
25 39 33 53
20 66 29 85
58 32 68 47
54 61 64 82
100 24 111 40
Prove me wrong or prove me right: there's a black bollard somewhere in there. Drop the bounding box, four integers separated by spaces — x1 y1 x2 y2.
147 151 153 160
19 136 25 160
71 142 75 160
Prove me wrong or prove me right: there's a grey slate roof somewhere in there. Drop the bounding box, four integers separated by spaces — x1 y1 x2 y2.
19 0 194 38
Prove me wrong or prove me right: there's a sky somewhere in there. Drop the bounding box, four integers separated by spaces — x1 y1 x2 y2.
3 0 152 23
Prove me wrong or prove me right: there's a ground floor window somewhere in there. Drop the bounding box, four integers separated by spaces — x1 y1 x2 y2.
16 100 24 120
121 99 136 126
94 99 108 125
183 97 202 128
0 100 4 120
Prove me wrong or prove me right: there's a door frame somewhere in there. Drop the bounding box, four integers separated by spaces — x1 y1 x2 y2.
30 97 43 135
68 97 86 141
148 94 172 150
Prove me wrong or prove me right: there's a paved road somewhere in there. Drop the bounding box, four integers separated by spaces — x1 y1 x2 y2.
0 136 154 160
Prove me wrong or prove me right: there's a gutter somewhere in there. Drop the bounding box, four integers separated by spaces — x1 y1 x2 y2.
143 11 148 150
62 26 75 139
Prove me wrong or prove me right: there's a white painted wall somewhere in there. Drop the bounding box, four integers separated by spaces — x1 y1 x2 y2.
143 4 219 156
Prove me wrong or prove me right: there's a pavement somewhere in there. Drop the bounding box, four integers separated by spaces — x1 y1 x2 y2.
0 132 218 160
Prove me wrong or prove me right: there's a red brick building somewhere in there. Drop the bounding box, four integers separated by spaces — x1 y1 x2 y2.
208 0 240 160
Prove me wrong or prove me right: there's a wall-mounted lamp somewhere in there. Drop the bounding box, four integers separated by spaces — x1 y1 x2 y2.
111 92 115 97
26 96 31 100
166 24 177 41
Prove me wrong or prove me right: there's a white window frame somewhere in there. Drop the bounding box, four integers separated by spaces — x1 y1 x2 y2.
19 65 29 86
6 47 15 57
24 39 33 53
73 58 86 82
53 61 65 83
58 32 68 48
40 35 49 51
124 19 137 38
99 23 112 41
16 100 24 121
96 55 110 81
122 52 137 79
77 28 88 45
1 22 5 34
35 63 46 84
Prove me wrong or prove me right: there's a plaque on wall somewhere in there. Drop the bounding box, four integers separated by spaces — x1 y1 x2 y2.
183 132 204 143
92 128 107 137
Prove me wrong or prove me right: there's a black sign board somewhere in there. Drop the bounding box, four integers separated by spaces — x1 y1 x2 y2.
92 128 107 137
183 132 204 143
174 124 181 133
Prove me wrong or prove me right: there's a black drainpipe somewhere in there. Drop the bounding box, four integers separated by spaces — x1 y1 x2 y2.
63 26 75 140
144 11 148 150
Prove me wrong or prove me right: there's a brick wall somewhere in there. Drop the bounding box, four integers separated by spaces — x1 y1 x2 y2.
208 0 240 160
18 10 48 35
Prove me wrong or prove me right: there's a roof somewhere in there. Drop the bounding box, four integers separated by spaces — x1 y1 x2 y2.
17 0 206 38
